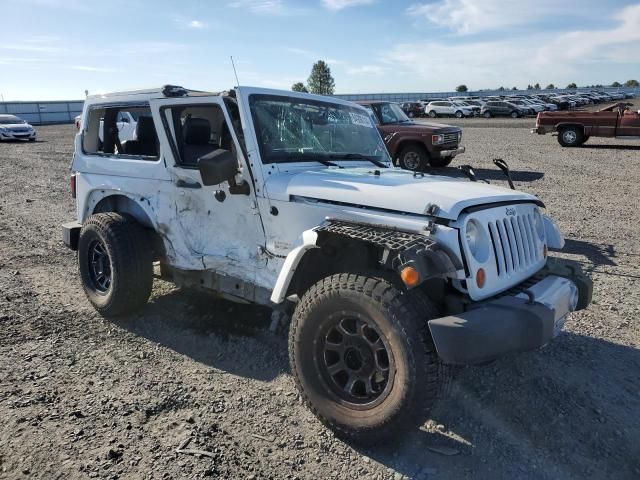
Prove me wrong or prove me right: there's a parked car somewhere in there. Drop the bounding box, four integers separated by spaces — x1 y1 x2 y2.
62 84 592 444
453 101 480 116
0 114 36 141
357 100 464 169
400 102 424 118
425 101 474 118
533 102 640 147
505 100 536 115
480 101 527 118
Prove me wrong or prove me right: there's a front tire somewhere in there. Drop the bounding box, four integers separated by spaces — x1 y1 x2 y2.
289 274 441 444
557 126 583 147
397 144 428 171
428 111 437 118
510 110 519 118
78 213 153 316
455 110 463 118
483 111 492 118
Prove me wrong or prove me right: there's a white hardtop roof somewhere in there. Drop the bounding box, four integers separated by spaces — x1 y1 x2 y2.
84 85 364 109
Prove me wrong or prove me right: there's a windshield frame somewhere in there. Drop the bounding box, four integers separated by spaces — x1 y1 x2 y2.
248 93 392 166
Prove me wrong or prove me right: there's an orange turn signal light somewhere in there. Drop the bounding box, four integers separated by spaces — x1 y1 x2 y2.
400 266 420 287
476 268 486 289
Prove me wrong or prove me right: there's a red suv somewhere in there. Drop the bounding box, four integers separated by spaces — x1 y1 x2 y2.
357 101 465 170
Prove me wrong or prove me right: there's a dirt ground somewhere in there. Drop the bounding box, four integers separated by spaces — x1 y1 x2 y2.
1 110 639 479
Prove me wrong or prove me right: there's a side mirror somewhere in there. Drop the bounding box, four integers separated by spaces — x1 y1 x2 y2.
198 149 238 186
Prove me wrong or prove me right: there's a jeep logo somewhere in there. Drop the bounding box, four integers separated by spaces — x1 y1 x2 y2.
505 207 516 216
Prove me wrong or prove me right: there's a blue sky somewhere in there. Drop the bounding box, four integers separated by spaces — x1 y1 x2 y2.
1 0 639 100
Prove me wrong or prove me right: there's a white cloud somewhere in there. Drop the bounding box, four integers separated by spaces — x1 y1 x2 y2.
535 4 640 65
228 0 285 14
407 0 557 35
347 64 386 76
71 65 117 73
187 20 207 29
382 4 640 90
322 0 375 11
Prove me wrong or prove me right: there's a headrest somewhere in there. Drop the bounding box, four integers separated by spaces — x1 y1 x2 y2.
135 116 157 143
183 118 211 145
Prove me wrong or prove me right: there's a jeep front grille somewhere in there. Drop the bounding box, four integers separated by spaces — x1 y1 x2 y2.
487 214 541 277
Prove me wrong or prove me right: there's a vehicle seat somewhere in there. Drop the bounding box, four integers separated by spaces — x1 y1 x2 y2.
183 118 216 164
122 117 158 156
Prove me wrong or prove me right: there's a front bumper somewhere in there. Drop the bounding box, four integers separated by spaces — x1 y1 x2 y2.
438 146 466 158
428 258 592 365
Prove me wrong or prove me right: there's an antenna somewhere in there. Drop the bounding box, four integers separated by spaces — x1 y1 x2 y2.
230 56 240 87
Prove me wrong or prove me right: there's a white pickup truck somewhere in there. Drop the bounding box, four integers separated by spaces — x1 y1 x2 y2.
62 85 592 444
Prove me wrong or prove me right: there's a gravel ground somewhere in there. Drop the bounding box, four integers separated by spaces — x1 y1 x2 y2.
0 111 639 480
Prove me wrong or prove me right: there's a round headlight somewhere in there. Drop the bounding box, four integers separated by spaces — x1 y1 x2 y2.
465 219 491 263
534 209 545 240
466 220 480 256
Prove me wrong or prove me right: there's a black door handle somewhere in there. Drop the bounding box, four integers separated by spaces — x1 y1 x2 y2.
175 179 202 189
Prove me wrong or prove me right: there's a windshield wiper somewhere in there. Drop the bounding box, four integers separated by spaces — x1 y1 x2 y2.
329 153 388 168
276 154 341 167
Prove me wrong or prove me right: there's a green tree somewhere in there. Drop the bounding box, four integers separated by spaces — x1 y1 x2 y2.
624 79 639 87
545 83 555 89
307 60 335 95
455 84 468 92
534 83 540 89
512 86 518 90
498 86 505 91
566 82 577 89
291 82 308 93
527 84 533 90
611 81 622 87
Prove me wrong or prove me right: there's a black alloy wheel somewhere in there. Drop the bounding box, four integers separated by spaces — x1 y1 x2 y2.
317 314 394 408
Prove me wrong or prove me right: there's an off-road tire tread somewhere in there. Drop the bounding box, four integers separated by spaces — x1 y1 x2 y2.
289 273 444 444
79 213 153 316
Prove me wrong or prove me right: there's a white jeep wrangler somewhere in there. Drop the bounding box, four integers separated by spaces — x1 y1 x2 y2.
63 85 592 443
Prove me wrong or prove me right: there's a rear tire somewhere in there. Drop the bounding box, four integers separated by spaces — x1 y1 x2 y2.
557 127 583 147
510 111 519 118
398 144 428 171
483 111 492 118
78 213 153 316
289 274 442 444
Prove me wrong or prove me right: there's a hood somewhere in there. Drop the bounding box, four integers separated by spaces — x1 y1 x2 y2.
0 123 31 129
265 167 540 220
380 121 459 133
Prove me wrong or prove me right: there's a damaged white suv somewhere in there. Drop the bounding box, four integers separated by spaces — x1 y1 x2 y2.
63 85 592 443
